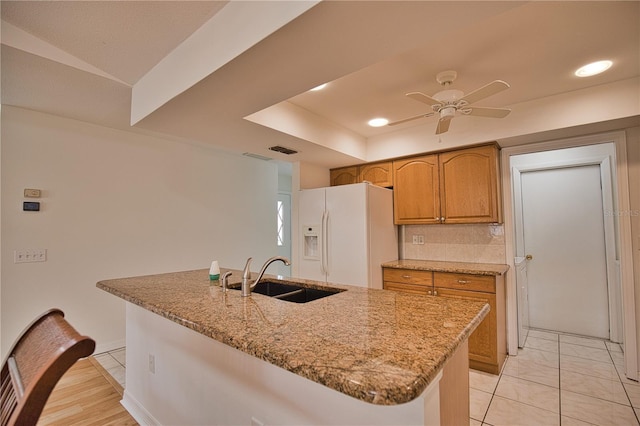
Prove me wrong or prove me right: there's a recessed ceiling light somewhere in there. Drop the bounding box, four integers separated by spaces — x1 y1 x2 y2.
368 118 389 127
309 83 327 91
575 60 613 77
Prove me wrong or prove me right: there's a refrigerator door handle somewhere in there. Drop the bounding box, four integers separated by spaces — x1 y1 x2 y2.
322 209 329 276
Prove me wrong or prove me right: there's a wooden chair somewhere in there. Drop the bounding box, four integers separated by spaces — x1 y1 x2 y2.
0 309 95 426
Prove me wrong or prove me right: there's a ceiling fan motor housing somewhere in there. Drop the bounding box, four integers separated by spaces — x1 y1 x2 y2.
433 89 464 104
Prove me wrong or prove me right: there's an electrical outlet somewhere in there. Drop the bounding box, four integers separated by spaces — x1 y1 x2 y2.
14 249 47 263
148 354 155 374
412 235 425 245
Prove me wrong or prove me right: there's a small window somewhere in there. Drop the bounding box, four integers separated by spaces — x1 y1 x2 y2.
277 200 284 246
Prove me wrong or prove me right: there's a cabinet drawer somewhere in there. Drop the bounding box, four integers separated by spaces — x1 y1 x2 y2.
384 281 430 295
383 268 433 286
434 272 495 293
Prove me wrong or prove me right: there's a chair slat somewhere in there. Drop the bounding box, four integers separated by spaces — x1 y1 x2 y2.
6 359 23 400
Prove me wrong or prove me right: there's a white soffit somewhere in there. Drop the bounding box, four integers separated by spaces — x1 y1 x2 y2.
245 102 367 160
131 0 320 125
1 20 128 85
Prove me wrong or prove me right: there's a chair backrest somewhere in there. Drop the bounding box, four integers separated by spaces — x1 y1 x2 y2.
0 308 95 426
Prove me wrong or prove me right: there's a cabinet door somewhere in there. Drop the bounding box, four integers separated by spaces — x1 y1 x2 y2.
439 145 501 223
393 155 440 224
330 167 358 186
435 287 497 368
359 162 393 187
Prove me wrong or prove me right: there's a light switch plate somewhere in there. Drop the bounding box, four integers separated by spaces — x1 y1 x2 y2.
14 249 47 263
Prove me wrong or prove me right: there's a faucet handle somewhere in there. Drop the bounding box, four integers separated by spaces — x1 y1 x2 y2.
242 257 253 280
221 271 233 292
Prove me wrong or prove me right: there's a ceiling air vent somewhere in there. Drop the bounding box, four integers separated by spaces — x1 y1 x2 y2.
242 152 272 161
269 145 298 155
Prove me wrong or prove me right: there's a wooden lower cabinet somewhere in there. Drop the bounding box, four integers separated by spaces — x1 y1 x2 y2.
383 268 506 375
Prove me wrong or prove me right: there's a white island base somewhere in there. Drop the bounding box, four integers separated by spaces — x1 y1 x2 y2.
120 303 468 426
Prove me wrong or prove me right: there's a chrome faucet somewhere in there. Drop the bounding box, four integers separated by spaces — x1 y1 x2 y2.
241 256 291 297
221 271 232 292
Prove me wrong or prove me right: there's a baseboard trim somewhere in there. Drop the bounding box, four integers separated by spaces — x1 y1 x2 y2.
121 390 159 426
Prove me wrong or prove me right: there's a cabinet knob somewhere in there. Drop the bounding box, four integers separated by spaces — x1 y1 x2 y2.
458 280 469 284
402 275 411 279
525 254 533 260
427 290 432 295
434 290 438 296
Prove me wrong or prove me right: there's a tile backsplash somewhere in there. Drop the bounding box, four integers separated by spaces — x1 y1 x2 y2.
401 224 506 264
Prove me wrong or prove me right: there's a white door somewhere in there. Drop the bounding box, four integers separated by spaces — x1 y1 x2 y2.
276 192 292 277
521 165 610 339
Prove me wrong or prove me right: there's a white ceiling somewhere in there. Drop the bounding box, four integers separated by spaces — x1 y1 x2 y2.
2 1 639 168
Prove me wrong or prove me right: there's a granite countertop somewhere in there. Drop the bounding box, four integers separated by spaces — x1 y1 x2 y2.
382 259 509 276
97 269 488 405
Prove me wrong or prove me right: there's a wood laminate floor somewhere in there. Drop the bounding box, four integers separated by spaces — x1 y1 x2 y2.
37 357 137 425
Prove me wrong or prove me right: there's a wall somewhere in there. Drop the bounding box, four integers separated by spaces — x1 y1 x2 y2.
401 224 505 264
1 106 278 356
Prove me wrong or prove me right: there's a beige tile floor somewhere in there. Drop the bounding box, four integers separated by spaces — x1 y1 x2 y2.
96 332 640 426
471 329 640 426
94 347 126 388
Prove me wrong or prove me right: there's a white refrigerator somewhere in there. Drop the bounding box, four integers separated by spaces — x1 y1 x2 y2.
297 182 397 289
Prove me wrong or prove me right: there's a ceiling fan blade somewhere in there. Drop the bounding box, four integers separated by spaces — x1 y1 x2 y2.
435 117 451 134
460 80 510 105
406 91 441 106
388 112 435 126
467 106 511 118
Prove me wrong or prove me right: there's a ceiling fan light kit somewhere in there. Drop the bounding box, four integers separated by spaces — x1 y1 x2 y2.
440 106 457 120
388 70 512 134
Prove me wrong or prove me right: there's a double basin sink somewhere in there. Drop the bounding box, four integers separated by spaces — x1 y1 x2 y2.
230 280 344 303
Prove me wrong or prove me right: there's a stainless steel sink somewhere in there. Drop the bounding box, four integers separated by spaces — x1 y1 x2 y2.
229 280 343 303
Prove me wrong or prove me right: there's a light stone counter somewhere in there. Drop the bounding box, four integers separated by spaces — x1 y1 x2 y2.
382 259 509 276
97 268 488 407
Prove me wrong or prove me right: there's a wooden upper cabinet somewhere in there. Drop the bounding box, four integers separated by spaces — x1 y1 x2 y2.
359 161 393 187
330 166 358 186
393 155 440 224
439 144 502 224
331 162 393 188
331 143 502 224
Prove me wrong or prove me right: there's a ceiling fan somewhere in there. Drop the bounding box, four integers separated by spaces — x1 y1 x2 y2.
388 70 511 134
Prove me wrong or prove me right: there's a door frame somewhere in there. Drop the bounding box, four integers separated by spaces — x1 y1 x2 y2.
512 152 617 340
501 131 638 380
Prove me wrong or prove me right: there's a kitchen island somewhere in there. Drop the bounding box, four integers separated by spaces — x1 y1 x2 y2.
97 268 489 425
